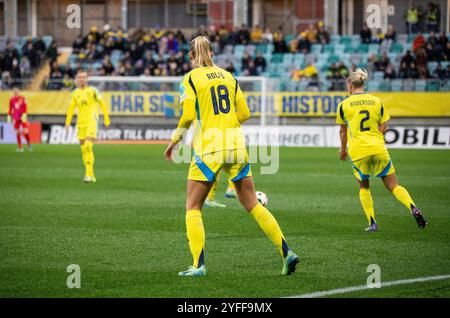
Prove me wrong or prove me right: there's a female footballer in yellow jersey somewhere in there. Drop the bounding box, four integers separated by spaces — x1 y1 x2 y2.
337 69 427 231
65 71 110 183
164 36 299 276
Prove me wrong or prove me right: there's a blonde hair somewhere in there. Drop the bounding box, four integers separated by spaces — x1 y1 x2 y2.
347 68 368 88
189 35 214 68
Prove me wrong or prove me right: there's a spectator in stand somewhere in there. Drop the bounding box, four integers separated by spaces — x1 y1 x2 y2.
385 24 397 43
243 60 258 76
401 50 416 66
373 29 384 44
10 59 21 87
432 62 445 80
238 24 251 45
444 65 450 79
225 61 236 75
406 4 421 34
415 48 428 68
289 37 298 53
167 32 179 54
218 25 229 49
262 28 273 44
360 23 372 44
250 25 263 43
438 32 448 49
337 61 349 78
326 63 339 79
291 62 318 81
254 52 267 73
241 52 251 71
418 64 430 79
4 41 19 72
72 35 85 54
407 62 420 79
316 21 330 44
425 2 439 32
304 24 317 43
297 32 310 54
375 52 390 72
443 42 450 60
273 27 288 53
384 64 397 79
20 56 31 78
412 32 426 53
366 53 378 73
102 55 115 75
227 25 239 45
22 41 40 68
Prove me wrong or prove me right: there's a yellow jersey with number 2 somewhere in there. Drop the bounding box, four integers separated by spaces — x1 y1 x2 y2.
179 66 246 157
336 93 390 161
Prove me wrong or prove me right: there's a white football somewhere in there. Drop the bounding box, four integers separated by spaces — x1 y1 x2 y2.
256 191 268 207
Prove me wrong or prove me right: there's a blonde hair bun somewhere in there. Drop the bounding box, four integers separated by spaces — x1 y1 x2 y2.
348 68 368 88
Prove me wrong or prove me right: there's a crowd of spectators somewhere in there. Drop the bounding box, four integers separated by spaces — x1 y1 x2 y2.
0 37 53 89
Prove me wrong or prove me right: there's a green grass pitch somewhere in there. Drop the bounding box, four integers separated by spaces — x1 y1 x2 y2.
0 144 449 297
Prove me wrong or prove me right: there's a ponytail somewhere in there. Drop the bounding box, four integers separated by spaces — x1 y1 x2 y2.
189 35 214 68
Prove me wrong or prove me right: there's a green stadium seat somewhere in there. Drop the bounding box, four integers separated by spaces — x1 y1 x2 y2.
331 35 341 45
379 80 391 91
327 54 340 64
373 71 384 81
390 43 403 53
323 44 334 54
426 81 441 91
415 80 426 91
391 80 403 91
357 44 369 53
256 44 268 54
311 44 322 54
271 53 283 63
340 36 351 45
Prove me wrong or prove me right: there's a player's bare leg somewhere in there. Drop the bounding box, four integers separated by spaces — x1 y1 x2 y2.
358 179 377 232
234 176 299 275
382 173 427 229
179 180 213 276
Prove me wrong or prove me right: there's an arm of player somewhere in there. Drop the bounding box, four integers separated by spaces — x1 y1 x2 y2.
97 94 111 127
164 99 196 161
21 100 27 123
339 125 348 161
236 95 250 124
378 103 390 134
65 95 76 132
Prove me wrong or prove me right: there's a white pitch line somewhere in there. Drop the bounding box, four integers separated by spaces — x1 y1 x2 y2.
287 274 450 298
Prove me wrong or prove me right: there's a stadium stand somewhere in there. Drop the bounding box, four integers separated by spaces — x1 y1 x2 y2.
9 22 450 92
0 36 54 89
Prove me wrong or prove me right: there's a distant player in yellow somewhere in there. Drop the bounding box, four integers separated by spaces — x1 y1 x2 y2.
65 71 110 183
164 35 299 276
337 68 427 231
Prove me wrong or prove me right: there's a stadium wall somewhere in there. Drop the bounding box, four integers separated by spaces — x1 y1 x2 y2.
1 91 449 117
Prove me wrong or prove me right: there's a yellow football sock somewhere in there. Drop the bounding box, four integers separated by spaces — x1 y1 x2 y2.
185 210 205 268
359 188 376 225
250 203 289 258
84 140 95 177
227 179 235 190
80 144 87 166
392 185 415 212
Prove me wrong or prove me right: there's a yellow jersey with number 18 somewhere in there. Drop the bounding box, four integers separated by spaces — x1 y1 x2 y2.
336 93 390 161
179 66 246 156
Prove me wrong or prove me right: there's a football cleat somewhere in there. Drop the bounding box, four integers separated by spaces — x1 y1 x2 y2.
411 205 427 229
83 176 97 183
282 250 299 276
225 188 237 198
204 199 226 208
365 222 378 232
16 148 24 153
28 145 33 152
178 265 206 277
